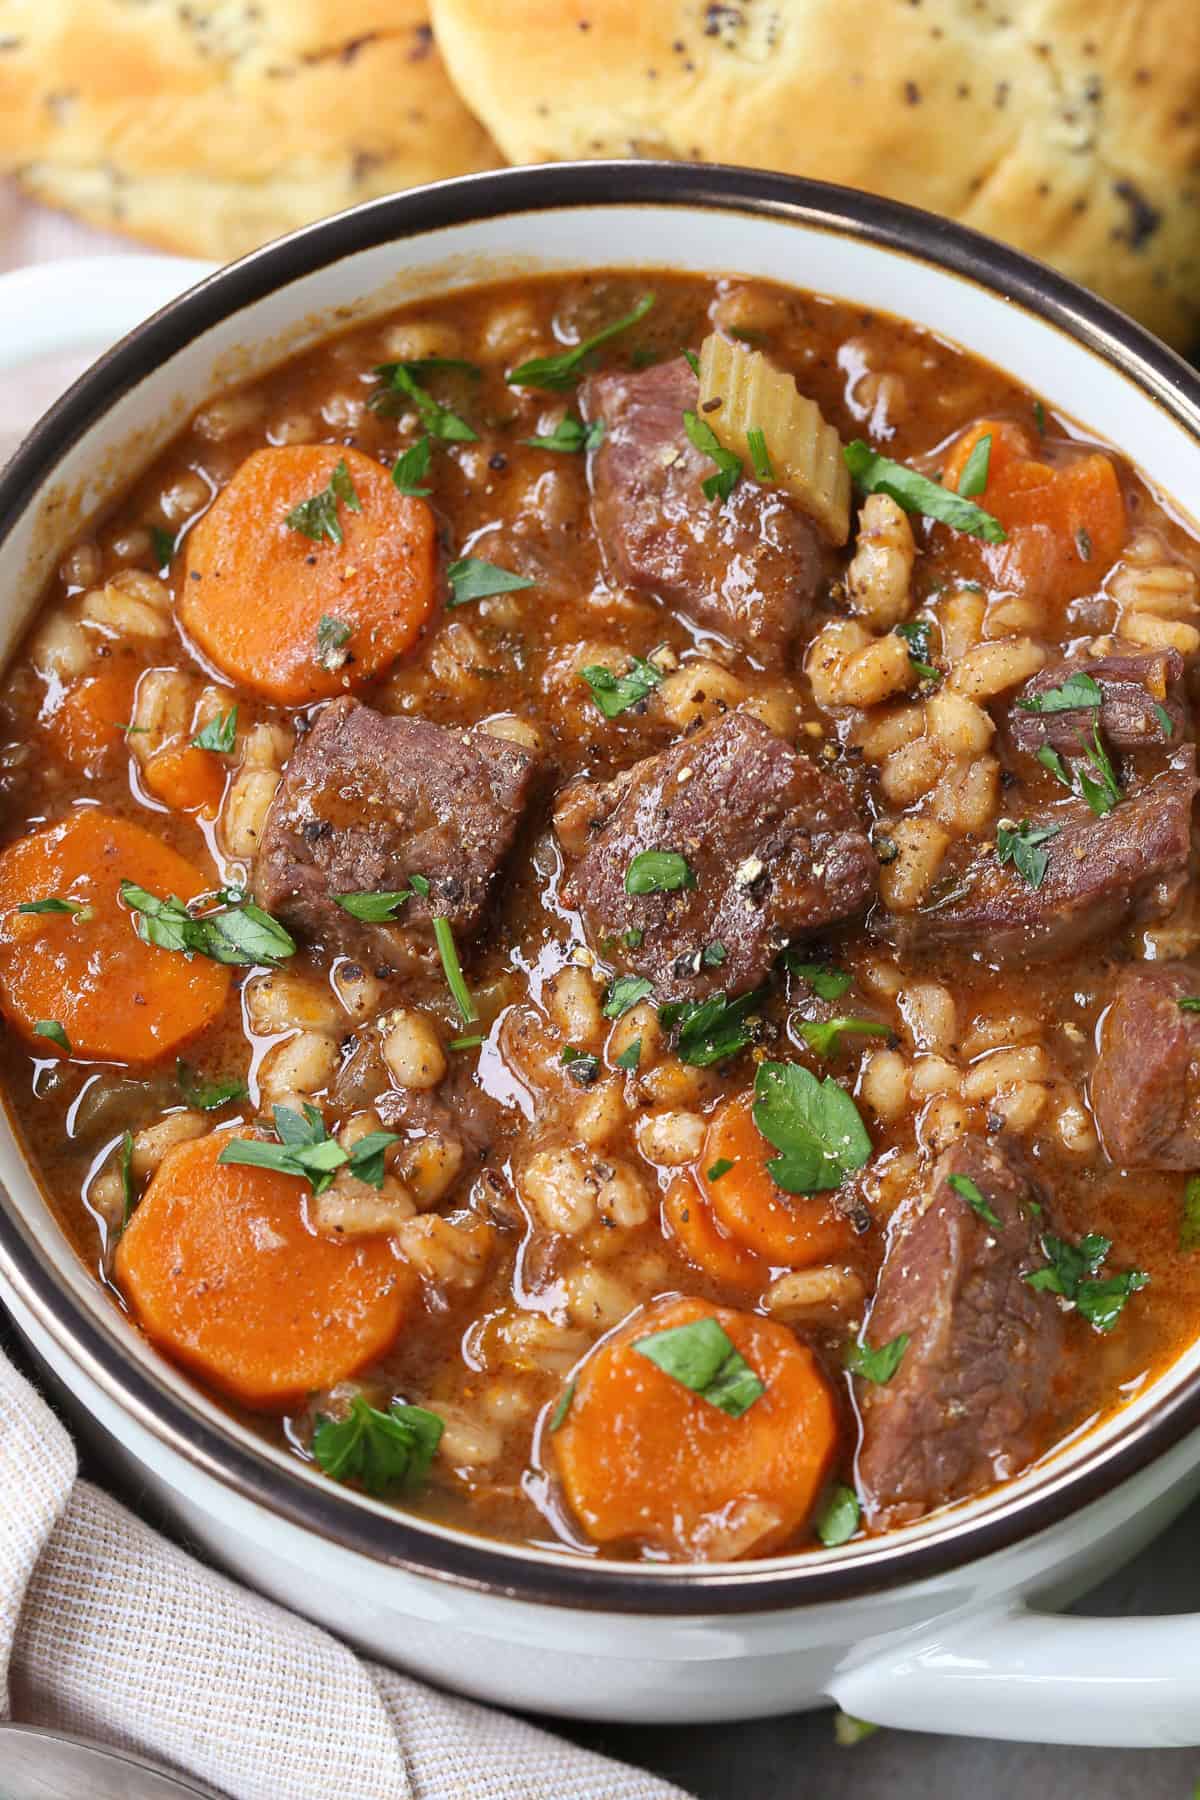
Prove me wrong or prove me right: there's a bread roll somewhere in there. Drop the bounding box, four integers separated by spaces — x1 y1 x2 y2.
0 1 500 262
431 0 1200 349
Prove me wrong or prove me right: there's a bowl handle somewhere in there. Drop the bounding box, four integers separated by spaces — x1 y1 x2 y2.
830 1601 1200 1746
0 254 213 371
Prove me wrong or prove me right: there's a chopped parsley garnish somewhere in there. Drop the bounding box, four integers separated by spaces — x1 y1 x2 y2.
334 888 417 922
614 1037 643 1070
624 849 695 895
894 618 942 683
312 1396 443 1495
1181 1176 1200 1251
947 1172 1001 1229
1036 745 1072 788
1154 702 1175 739
1033 399 1046 436
118 1129 137 1227
561 1046 601 1086
781 956 853 1002
521 416 606 453
449 1034 484 1052
431 912 477 1024
507 293 656 390
119 882 296 966
996 818 1060 890
315 613 352 671
1024 1230 1148 1332
747 427 774 482
284 458 362 546
446 557 534 608
18 896 90 917
1178 998 1200 1014
632 1315 764 1418
843 1332 909 1385
955 431 993 498
1016 672 1103 714
1076 526 1093 562
602 974 654 1019
1076 724 1122 817
702 941 727 968
391 435 433 496
683 408 742 504
815 1483 861 1548
370 361 478 441
218 1102 399 1196
150 525 176 570
706 1157 735 1183
682 348 700 376
659 987 764 1067
549 1380 576 1433
843 440 1006 542
799 1017 891 1058
579 656 663 717
176 1058 249 1111
751 1059 872 1194
191 705 238 753
33 1019 70 1054
623 927 644 949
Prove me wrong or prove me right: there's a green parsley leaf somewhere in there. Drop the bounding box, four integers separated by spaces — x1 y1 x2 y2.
955 431 992 498
284 457 362 546
659 988 765 1067
614 1037 642 1071
1025 1229 1147 1332
118 1129 137 1227
624 849 696 895
632 1315 765 1418
345 1129 402 1189
799 1018 891 1058
602 974 654 1020
1016 671 1103 714
150 525 176 570
702 941 727 968
312 1396 443 1495
1178 998 1200 1014
562 1046 601 1086
844 1332 909 1385
1153 701 1175 739
947 1172 1001 1229
315 613 352 670
816 1484 861 1548
549 1379 576 1433
622 927 644 949
752 1059 872 1193
683 408 742 504
996 818 1060 890
430 913 477 1024
391 435 433 496
747 427 774 482
33 1019 71 1055
446 557 534 608
449 1034 484 1052
1181 1175 1200 1251
521 416 606 453
370 362 477 440
120 881 296 966
893 618 942 684
1036 745 1073 788
781 956 854 1002
579 656 663 718
706 1157 735 1182
191 705 238 753
219 1103 346 1195
682 348 700 376
1076 723 1122 817
176 1059 249 1111
843 439 1006 542
334 889 415 922
1076 1270 1149 1332
17 896 89 917
507 294 656 390
1033 399 1046 436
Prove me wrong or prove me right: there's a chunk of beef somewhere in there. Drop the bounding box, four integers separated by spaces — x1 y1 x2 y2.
1091 962 1200 1167
556 711 876 1002
856 1135 1065 1529
253 697 541 954
884 750 1197 965
1009 647 1188 758
582 357 830 665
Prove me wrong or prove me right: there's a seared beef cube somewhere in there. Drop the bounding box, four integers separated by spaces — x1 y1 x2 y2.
1092 963 1200 1167
582 357 829 666
557 712 876 1002
886 751 1197 965
253 696 540 953
857 1135 1064 1529
1010 647 1188 758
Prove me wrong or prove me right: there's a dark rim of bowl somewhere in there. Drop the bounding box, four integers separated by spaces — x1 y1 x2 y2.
2 161 1200 1618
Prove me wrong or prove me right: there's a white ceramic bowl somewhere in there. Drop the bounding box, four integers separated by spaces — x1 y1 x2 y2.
3 164 1200 1746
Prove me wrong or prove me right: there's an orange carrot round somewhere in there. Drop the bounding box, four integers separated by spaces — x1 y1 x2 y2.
702 1091 855 1267
142 743 227 817
180 445 437 706
115 1129 414 1410
554 1295 837 1559
662 1173 768 1291
939 418 1126 604
0 810 229 1062
42 660 140 775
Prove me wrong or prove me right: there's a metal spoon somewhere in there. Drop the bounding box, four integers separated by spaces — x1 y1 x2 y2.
0 1723 223 1799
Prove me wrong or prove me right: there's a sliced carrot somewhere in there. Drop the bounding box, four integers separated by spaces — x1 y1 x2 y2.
938 418 1126 604
41 660 140 775
662 1174 768 1291
0 810 229 1062
142 742 226 817
702 1091 855 1268
554 1295 837 1559
180 445 437 706
114 1129 414 1410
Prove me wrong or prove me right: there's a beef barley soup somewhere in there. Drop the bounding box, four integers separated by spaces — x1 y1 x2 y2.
3 270 1200 1563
